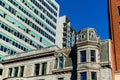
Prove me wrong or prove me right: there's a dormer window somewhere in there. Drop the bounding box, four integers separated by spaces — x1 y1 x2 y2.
89 32 95 40
58 56 64 69
80 34 85 39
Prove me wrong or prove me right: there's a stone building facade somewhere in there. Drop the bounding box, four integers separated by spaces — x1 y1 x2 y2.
0 28 112 80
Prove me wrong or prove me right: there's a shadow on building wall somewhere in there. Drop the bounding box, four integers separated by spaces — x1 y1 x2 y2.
69 45 77 80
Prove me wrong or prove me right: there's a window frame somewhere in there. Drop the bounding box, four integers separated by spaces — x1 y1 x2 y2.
80 72 87 80
80 50 87 62
118 6 120 15
8 68 12 77
20 66 24 77
14 67 19 77
90 50 96 62
34 64 40 76
58 56 64 69
41 62 47 75
58 77 64 80
91 72 97 80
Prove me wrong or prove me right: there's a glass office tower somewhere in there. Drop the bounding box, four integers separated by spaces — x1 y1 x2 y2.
0 0 59 59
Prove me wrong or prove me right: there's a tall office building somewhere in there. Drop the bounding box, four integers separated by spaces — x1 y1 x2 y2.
56 16 77 48
0 0 59 59
108 0 120 80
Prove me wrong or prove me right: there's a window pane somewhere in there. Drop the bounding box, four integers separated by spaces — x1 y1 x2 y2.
58 57 64 69
14 67 18 77
0 69 2 75
80 50 86 62
91 72 97 80
81 72 87 80
20 66 24 77
34 64 40 76
58 77 64 80
8 68 12 77
91 50 96 62
42 62 47 75
118 6 120 15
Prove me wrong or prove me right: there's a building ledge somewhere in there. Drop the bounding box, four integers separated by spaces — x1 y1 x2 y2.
115 70 120 73
52 67 72 73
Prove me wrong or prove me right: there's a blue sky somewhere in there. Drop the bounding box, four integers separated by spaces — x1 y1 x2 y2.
56 0 109 40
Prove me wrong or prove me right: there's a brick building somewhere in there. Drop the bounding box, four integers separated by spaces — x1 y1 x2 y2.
108 0 120 80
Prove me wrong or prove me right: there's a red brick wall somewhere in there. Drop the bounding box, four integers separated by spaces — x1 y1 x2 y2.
108 0 120 80
109 0 120 71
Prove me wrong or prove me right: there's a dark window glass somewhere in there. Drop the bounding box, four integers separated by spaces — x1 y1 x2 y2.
58 77 64 80
80 50 86 62
0 34 2 38
91 72 97 80
41 62 47 75
91 50 96 62
14 67 18 77
34 64 40 76
20 66 24 77
118 7 120 15
58 57 64 69
8 68 12 77
0 69 2 75
81 72 87 80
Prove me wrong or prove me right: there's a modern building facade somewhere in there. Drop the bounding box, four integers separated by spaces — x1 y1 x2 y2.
56 16 77 48
108 0 120 80
0 28 112 80
0 0 59 59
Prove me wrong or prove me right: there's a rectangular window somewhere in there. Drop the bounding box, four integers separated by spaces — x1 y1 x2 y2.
34 64 40 76
8 68 12 77
80 50 86 62
119 23 120 31
20 66 24 77
41 62 47 75
58 77 64 80
0 69 2 75
14 67 18 77
58 57 64 69
118 6 120 15
80 72 87 80
91 50 96 62
91 72 97 80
